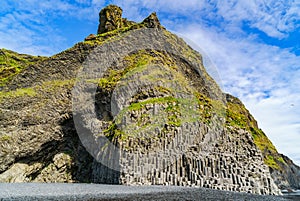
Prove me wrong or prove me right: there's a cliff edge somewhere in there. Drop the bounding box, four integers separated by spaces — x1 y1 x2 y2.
0 4 299 195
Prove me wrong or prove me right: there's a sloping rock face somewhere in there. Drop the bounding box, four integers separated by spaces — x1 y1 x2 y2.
225 94 300 190
142 12 161 28
0 49 46 89
0 4 297 195
271 154 300 190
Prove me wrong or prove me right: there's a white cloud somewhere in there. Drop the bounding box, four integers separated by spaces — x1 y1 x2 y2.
247 94 300 158
0 9 65 55
213 0 300 38
0 0 102 55
109 0 300 39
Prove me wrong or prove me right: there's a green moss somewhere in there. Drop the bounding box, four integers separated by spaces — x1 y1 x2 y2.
226 102 253 128
278 156 286 164
226 98 285 171
0 87 36 99
131 97 176 111
83 22 146 46
0 49 46 86
0 79 74 103
250 127 285 170
97 49 178 93
103 122 125 141
98 69 123 91
265 155 280 170
194 92 225 124
104 97 183 141
0 135 11 141
96 49 189 96
251 127 277 153
89 50 178 94
154 86 172 94
97 50 155 92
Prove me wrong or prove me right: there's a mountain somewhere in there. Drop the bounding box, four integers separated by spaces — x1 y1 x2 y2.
0 4 299 195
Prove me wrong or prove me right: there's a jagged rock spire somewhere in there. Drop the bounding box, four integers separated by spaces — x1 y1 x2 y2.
97 5 163 35
97 5 123 34
142 12 161 28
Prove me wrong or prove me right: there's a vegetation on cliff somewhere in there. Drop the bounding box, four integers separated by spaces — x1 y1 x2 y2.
0 4 298 191
0 49 46 87
225 94 285 170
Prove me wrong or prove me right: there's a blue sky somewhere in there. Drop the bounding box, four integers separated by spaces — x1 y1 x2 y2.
1 0 300 165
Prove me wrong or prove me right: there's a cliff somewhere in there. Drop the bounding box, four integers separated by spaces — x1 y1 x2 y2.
226 94 300 190
0 4 299 195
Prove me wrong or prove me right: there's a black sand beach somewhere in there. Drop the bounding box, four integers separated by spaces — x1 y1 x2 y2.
0 183 298 201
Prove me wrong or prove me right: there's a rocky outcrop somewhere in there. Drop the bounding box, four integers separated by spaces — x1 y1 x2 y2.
142 12 162 28
96 5 162 35
271 154 300 190
0 49 46 89
0 4 298 196
92 119 279 194
97 5 124 34
84 34 97 41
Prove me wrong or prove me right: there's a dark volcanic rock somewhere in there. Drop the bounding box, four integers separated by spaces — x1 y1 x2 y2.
1 4 299 197
142 12 162 28
97 5 123 34
271 154 300 190
226 94 300 191
84 34 96 41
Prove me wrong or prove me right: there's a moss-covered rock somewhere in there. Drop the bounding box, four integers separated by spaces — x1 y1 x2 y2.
97 5 124 34
0 49 46 87
0 4 298 194
225 94 300 189
225 94 284 170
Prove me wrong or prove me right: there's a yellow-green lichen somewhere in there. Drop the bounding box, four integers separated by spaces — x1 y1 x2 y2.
83 22 146 46
0 79 74 103
104 96 198 141
0 88 37 99
0 134 11 141
0 49 46 86
226 98 285 170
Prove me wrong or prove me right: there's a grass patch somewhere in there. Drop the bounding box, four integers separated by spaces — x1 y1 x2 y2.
0 88 36 99
265 155 280 170
226 96 285 171
194 92 225 124
97 50 155 92
0 49 46 86
0 79 75 103
105 96 200 141
96 49 179 94
83 22 146 46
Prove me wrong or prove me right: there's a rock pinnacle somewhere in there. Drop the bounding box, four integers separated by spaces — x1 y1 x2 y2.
97 5 123 34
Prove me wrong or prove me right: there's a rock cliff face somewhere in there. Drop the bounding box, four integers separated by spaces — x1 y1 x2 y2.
0 4 299 195
225 94 300 190
271 154 300 190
